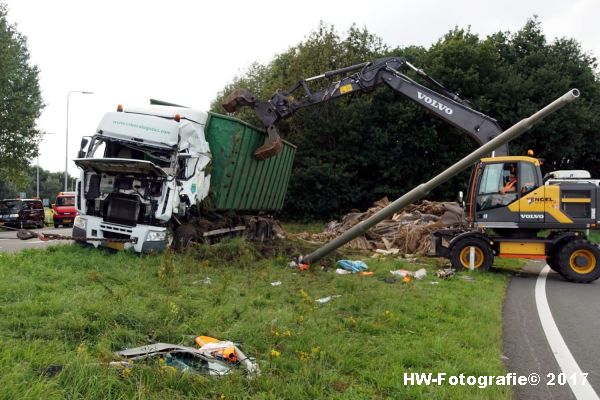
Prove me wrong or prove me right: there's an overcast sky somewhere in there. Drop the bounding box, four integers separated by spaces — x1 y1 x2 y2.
4 0 599 176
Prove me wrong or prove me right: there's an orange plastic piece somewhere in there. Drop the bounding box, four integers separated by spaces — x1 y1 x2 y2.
195 335 219 347
299 263 309 271
359 271 374 276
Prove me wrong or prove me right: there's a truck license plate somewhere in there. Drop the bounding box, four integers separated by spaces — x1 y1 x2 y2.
105 242 124 250
63 219 72 224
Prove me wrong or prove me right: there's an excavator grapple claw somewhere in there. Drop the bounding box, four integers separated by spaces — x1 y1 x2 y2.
254 126 283 160
222 89 257 113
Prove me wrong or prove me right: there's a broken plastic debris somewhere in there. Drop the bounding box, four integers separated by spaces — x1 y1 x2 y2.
358 271 374 276
335 268 352 275
402 276 413 283
435 268 456 279
113 340 260 377
315 295 341 304
271 281 282 286
390 269 412 277
375 248 400 255
414 268 427 280
336 260 368 273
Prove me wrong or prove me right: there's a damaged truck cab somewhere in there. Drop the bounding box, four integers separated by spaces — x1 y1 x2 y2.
73 105 211 252
74 103 296 253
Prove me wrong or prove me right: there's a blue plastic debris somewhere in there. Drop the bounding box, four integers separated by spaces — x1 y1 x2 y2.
336 260 368 273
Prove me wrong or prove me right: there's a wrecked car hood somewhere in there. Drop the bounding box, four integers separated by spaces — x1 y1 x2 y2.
74 158 168 178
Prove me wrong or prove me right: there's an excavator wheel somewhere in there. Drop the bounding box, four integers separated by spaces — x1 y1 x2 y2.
450 237 494 271
556 239 600 283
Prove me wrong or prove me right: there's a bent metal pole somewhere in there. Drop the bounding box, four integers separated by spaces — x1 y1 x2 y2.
300 89 581 265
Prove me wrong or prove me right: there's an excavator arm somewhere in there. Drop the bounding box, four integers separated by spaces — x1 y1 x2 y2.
223 56 507 160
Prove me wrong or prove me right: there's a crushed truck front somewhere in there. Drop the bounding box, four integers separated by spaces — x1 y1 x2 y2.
73 106 211 253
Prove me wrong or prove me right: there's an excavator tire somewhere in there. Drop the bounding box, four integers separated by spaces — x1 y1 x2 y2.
556 239 600 283
450 237 494 271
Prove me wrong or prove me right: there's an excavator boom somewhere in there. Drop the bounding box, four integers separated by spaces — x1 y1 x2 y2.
223 56 507 159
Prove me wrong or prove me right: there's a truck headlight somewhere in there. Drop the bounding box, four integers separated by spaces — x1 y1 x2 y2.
146 231 167 242
73 216 87 230
9 214 19 218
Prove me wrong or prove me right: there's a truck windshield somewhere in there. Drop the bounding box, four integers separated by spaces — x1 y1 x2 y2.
88 137 173 167
56 197 75 206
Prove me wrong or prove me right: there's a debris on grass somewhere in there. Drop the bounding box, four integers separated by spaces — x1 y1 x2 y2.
335 268 352 275
40 364 63 378
112 339 260 377
436 268 456 279
192 277 212 285
402 276 413 283
390 269 412 277
358 271 374 276
315 295 341 304
414 268 427 280
336 260 368 273
271 281 282 286
293 198 464 255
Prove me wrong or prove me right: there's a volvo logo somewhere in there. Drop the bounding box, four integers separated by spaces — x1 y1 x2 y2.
520 214 544 219
417 92 453 115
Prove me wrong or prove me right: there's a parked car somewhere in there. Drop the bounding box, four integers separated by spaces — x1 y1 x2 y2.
52 191 77 228
0 199 45 229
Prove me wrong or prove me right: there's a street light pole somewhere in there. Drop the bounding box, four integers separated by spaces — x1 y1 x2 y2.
65 90 93 191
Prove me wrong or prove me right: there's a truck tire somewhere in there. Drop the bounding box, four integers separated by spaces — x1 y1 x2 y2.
173 224 197 251
556 239 600 283
450 237 494 271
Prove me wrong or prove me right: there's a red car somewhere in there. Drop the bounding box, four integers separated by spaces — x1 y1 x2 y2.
53 192 77 228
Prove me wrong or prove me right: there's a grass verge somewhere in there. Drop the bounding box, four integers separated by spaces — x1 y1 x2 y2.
0 240 516 399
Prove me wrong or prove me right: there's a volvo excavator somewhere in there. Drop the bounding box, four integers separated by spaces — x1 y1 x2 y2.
224 56 595 283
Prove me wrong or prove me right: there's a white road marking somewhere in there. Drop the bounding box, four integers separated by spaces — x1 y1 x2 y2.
535 265 600 399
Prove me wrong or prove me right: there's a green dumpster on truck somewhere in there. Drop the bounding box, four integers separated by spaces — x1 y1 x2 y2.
206 112 297 212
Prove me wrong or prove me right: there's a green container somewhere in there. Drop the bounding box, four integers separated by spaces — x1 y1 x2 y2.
205 112 296 212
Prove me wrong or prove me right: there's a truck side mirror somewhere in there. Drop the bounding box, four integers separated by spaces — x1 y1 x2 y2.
77 150 85 158
80 137 89 149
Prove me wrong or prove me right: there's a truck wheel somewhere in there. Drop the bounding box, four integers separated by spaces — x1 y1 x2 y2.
450 237 494 271
54 223 59 228
173 224 197 251
556 239 600 283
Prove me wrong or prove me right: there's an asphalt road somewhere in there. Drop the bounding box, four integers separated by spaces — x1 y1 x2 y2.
0 226 73 252
504 260 600 399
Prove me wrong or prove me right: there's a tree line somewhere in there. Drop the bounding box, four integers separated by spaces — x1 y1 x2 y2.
211 19 600 220
0 165 77 203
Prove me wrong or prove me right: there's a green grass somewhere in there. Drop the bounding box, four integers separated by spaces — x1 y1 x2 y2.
0 240 516 399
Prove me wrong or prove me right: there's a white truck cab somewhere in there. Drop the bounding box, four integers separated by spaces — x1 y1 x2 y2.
73 105 211 253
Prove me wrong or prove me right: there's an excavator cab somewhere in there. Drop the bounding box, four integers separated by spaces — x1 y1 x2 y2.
467 156 544 228
467 155 598 231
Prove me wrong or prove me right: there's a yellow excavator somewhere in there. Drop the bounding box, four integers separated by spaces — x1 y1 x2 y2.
224 56 593 282
433 154 600 283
